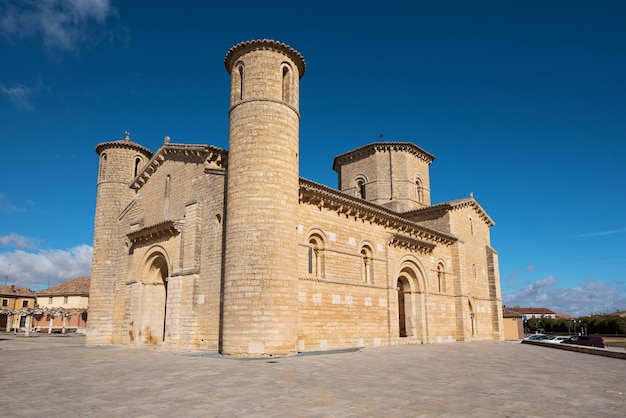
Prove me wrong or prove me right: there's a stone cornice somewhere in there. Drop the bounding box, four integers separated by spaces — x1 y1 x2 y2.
95 139 153 157
228 97 300 119
299 276 387 290
130 143 226 191
224 39 306 77
404 197 495 227
389 234 437 254
126 220 182 244
332 142 435 172
299 178 457 246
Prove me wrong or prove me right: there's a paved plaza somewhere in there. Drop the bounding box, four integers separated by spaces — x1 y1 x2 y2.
0 334 624 417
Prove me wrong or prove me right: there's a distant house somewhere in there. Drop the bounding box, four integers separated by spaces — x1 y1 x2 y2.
502 308 524 340
0 285 37 331
506 307 556 321
607 311 626 318
34 277 90 333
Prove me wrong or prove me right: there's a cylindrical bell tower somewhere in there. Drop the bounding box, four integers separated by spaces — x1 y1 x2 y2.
86 133 152 346
222 40 305 357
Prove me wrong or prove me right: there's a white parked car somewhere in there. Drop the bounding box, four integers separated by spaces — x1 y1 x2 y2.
544 335 570 343
546 335 569 343
523 334 548 341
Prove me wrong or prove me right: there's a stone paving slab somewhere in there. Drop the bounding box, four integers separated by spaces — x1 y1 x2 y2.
0 334 624 417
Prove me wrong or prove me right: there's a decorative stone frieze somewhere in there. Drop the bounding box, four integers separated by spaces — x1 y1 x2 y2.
299 178 456 246
389 233 437 254
131 144 226 190
404 197 495 226
126 220 182 244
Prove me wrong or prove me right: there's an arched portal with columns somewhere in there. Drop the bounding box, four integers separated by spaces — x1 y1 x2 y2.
395 259 427 342
129 249 170 345
467 295 477 338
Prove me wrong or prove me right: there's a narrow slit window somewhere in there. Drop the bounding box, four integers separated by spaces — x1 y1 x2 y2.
231 63 244 104
99 153 107 181
282 64 292 103
437 263 445 292
355 178 366 199
416 178 423 202
238 64 244 100
308 234 324 277
134 157 142 178
361 246 373 283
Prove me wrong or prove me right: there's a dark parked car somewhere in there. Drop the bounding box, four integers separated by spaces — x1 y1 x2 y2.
561 335 605 348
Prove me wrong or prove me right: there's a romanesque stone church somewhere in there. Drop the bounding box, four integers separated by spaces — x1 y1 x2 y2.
86 39 504 357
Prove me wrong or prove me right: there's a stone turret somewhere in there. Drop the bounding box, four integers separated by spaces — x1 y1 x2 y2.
86 133 152 345
221 40 305 357
333 142 435 212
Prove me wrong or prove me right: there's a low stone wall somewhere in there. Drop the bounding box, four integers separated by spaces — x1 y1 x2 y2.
521 339 626 360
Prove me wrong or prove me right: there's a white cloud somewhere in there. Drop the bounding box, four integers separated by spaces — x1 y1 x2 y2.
0 82 37 110
503 275 626 317
577 227 626 238
0 78 52 110
0 193 23 213
0 233 39 250
0 245 92 290
0 0 119 52
1 77 53 110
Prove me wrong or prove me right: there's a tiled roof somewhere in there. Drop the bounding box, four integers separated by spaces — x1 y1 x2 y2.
404 196 495 227
332 142 435 172
37 276 90 296
224 39 306 76
0 285 36 297
506 307 555 315
502 308 524 318
95 136 153 157
130 143 226 191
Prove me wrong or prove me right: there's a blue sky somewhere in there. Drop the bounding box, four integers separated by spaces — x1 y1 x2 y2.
1 0 624 317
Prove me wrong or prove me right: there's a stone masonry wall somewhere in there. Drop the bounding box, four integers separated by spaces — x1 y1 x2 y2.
296 201 464 349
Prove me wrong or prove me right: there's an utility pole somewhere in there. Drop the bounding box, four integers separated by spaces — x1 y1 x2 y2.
4 263 10 286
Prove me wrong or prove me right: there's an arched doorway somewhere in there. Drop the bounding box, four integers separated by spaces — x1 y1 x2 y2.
396 264 426 340
397 278 408 337
132 252 169 345
468 297 477 337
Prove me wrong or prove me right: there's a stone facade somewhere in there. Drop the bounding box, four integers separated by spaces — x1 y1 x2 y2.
86 39 504 357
